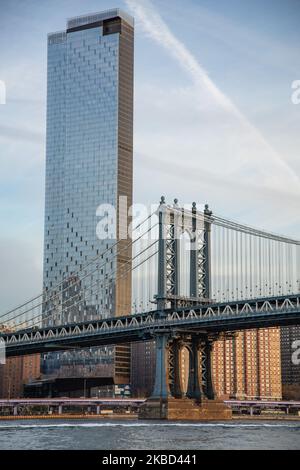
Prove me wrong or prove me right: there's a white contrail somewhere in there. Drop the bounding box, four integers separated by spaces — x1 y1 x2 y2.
125 0 300 188
126 0 234 111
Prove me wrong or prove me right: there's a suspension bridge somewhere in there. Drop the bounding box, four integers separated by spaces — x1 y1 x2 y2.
1 197 300 419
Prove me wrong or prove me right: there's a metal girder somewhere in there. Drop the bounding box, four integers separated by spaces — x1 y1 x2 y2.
156 199 212 311
1 294 300 358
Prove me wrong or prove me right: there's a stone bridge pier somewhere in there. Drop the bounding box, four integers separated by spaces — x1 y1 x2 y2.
139 331 232 420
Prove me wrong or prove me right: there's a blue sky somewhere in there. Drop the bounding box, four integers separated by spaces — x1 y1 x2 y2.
0 0 299 311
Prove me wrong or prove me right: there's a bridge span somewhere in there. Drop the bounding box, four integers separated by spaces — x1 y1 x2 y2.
1 293 299 357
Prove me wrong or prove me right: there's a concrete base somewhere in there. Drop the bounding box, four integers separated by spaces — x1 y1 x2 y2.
139 397 232 421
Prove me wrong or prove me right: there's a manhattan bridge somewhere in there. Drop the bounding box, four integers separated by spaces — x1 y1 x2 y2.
1 197 300 416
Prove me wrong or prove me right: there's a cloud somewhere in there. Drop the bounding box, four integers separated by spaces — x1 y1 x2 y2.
126 0 234 110
125 0 300 239
126 0 300 197
0 123 44 144
134 146 300 232
159 0 300 75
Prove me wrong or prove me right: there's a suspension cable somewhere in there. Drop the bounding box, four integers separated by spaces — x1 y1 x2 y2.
1 210 157 319
1 222 158 326
14 242 159 331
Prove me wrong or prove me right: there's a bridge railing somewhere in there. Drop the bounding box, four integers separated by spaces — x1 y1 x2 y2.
2 294 300 348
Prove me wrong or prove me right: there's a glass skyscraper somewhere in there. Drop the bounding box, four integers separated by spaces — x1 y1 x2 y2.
42 9 134 392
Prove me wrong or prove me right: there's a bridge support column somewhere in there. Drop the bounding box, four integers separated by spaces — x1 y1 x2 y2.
190 203 198 298
171 339 183 399
151 333 171 401
190 203 213 300
96 405 100 415
139 333 171 420
13 406 18 416
204 339 215 400
157 197 167 311
187 338 202 402
171 199 181 309
203 205 213 300
58 405 63 415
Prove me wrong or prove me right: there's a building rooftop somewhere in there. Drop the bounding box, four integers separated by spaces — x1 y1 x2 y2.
67 8 134 29
48 8 134 42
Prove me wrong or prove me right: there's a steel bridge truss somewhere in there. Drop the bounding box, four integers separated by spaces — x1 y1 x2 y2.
156 199 213 311
2 294 300 354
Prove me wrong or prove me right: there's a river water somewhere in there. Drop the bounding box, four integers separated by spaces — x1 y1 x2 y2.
0 420 299 450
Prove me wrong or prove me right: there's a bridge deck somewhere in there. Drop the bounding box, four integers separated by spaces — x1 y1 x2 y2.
1 294 300 357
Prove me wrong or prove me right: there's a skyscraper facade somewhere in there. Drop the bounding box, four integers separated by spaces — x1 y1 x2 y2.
42 9 134 389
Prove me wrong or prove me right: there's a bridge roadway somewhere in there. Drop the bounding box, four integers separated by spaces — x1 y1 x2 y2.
0 398 145 407
1 294 300 357
225 400 300 410
0 399 299 417
1 398 298 408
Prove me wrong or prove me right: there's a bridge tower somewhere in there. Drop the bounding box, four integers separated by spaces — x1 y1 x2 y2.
140 198 231 420
156 197 212 310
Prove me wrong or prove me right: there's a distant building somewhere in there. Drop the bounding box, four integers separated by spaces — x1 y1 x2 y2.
131 328 282 399
131 342 155 397
213 328 282 400
131 342 189 398
0 355 40 398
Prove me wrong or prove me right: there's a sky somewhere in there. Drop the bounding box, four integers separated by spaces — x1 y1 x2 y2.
0 0 299 311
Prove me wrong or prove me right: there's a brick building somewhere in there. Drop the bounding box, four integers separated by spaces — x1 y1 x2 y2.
213 328 282 399
0 354 40 398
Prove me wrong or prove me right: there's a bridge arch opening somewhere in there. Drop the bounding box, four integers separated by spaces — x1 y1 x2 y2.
180 345 189 395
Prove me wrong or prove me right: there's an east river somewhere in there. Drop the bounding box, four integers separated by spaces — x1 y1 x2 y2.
0 419 299 450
